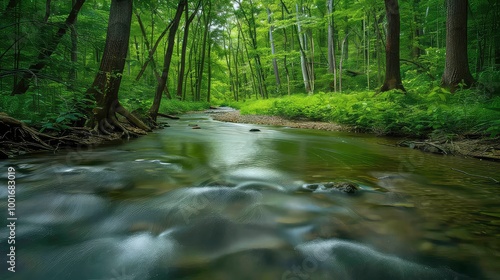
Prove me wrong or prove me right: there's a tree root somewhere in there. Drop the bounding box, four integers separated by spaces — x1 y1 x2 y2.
90 102 151 139
0 113 119 158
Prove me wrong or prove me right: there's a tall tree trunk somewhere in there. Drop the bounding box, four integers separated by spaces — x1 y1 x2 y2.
327 0 337 92
207 33 212 103
364 14 370 89
236 0 268 98
296 4 312 93
11 0 86 95
195 1 211 101
86 0 149 136
267 8 281 87
68 0 78 84
177 0 201 99
373 11 384 85
441 0 475 92
380 0 405 92
411 0 423 58
496 2 500 68
232 27 241 100
149 0 185 121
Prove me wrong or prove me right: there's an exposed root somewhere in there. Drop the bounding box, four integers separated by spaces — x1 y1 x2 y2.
0 112 126 158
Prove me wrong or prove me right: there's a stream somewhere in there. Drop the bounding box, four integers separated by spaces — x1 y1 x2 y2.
1 112 499 279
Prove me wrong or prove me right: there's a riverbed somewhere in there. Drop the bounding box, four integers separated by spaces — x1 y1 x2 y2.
1 113 499 279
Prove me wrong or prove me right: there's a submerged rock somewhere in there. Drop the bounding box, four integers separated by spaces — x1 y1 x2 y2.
249 128 261 132
302 182 359 194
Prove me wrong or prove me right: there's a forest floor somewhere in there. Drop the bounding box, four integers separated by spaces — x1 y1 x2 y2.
211 110 500 161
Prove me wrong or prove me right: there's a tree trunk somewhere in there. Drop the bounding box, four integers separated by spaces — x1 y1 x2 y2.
86 0 149 136
380 0 405 92
296 4 312 94
327 0 337 92
496 0 500 68
441 0 475 92
267 8 281 87
195 1 211 101
177 0 201 99
149 0 186 121
68 0 78 84
11 0 85 95
207 33 212 103
411 0 423 58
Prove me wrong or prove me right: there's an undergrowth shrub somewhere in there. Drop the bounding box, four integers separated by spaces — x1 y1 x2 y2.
234 88 500 138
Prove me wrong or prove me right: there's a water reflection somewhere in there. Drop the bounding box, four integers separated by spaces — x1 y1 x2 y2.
0 113 498 279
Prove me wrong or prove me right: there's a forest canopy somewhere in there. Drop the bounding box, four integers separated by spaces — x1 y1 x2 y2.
0 0 499 147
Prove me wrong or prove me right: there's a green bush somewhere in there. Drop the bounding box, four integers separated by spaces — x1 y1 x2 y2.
159 99 210 114
233 88 500 138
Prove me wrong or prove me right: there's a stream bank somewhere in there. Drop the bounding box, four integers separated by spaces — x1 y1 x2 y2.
211 109 500 161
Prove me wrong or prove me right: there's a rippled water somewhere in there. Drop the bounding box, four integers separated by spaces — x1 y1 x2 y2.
1 113 499 279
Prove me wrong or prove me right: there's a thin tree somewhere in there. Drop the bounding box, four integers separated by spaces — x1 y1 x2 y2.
149 0 186 121
86 0 149 136
327 0 337 92
176 0 202 99
68 0 79 84
380 0 405 92
296 3 313 93
441 0 475 92
267 7 281 88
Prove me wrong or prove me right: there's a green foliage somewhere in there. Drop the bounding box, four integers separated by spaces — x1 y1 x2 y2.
159 99 211 115
40 112 85 133
0 86 93 132
235 88 500 138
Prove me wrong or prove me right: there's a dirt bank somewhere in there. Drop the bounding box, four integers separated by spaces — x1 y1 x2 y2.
211 110 350 132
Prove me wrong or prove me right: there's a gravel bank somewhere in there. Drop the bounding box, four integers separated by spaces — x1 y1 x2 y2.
210 110 349 131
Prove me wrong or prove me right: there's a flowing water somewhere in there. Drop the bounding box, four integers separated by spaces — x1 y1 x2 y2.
1 112 499 280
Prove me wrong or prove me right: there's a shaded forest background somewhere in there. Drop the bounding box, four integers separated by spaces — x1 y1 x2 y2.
0 0 499 140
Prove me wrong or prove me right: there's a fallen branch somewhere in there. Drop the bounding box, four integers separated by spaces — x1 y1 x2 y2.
398 140 448 154
450 168 499 184
157 113 180 119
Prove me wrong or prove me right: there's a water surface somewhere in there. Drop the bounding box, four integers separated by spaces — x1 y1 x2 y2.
1 113 499 279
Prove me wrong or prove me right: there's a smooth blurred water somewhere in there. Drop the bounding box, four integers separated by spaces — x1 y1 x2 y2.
1 113 499 279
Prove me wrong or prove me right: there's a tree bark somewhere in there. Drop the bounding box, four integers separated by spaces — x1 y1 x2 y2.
195 1 211 101
177 0 201 99
149 0 186 121
86 0 149 136
11 0 86 95
380 0 405 92
68 0 78 84
441 0 475 92
327 0 337 92
267 8 281 87
296 4 312 94
411 0 423 58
